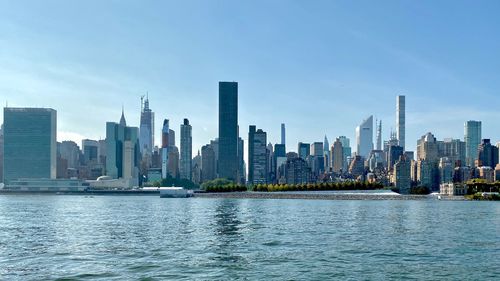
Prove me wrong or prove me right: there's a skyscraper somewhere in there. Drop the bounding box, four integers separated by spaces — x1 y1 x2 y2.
396 95 405 150
478 139 499 168
180 119 192 180
338 136 351 172
218 81 238 181
297 142 310 160
332 138 343 173
464 120 481 167
376 120 382 151
201 144 216 182
3 108 57 183
394 155 411 194
139 95 154 156
105 110 140 183
0 124 3 183
161 119 169 179
356 115 373 158
323 135 330 170
281 123 285 146
248 125 267 184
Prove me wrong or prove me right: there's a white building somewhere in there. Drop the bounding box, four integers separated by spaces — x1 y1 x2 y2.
356 115 373 159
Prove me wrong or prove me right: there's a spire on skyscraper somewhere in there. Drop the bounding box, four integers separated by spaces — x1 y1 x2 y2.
119 106 126 126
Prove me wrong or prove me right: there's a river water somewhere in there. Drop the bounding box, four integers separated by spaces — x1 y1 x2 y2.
0 195 499 280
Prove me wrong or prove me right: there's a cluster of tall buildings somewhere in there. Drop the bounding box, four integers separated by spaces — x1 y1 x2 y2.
1 88 499 191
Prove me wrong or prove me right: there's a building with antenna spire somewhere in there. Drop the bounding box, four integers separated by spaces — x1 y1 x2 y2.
139 94 154 157
106 108 140 186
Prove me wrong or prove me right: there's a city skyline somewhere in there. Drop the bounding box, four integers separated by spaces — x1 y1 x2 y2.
1 1 499 155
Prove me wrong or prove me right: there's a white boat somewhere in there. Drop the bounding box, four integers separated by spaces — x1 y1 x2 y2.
159 187 192 198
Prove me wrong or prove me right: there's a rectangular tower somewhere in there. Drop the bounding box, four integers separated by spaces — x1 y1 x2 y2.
180 118 192 180
3 108 57 183
396 95 405 150
464 120 481 167
281 123 285 146
218 81 238 181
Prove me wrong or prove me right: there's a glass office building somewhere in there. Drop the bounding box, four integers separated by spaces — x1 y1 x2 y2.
3 108 57 183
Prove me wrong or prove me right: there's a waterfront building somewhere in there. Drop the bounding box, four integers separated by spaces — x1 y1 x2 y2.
139 95 154 156
180 119 192 180
201 144 216 182
478 139 499 168
3 108 57 183
396 95 405 150
464 120 481 167
248 126 268 184
161 119 169 179
439 157 454 184
218 81 238 182
394 155 411 194
440 183 467 196
105 110 140 185
332 138 343 173
298 142 310 160
356 115 373 158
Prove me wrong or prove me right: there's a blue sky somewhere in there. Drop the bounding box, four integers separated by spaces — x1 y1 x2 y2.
0 0 499 154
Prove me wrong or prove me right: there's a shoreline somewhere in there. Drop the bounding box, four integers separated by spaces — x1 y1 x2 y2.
193 191 440 201
0 190 468 201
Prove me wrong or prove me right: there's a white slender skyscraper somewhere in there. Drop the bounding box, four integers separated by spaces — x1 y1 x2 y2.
356 115 373 158
396 95 405 150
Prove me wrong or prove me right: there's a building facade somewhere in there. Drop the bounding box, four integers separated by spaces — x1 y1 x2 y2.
218 81 239 181
396 95 405 150
180 118 192 180
248 126 267 184
3 108 57 183
464 120 481 167
356 115 373 158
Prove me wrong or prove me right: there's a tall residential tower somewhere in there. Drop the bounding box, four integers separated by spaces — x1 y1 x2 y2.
180 119 192 180
396 95 405 150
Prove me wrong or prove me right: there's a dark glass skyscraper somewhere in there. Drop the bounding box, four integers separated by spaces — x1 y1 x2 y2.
218 81 238 181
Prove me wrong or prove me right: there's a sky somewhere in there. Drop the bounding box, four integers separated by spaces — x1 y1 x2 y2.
0 0 499 155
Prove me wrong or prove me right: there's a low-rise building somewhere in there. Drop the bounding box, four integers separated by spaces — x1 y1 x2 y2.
440 183 467 196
